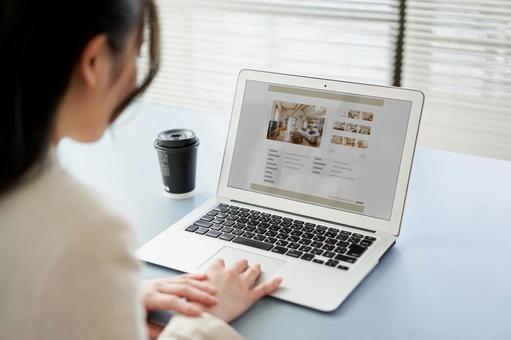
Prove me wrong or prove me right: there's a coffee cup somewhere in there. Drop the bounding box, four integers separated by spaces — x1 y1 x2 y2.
154 129 199 199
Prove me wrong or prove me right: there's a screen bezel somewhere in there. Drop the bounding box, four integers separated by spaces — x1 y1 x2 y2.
217 69 424 236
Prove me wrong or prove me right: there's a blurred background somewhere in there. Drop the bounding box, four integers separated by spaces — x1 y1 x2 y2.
138 0 511 161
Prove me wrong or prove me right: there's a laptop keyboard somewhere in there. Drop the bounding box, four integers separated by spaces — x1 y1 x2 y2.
184 204 377 271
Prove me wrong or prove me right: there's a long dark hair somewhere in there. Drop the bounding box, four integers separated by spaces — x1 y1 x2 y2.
0 0 160 194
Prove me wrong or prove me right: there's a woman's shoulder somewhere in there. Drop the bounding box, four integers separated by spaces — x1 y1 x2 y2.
0 158 137 265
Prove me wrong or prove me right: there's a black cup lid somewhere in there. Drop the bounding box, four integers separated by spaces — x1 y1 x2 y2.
156 129 198 148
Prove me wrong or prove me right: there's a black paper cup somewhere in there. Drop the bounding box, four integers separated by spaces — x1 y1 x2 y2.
154 129 199 199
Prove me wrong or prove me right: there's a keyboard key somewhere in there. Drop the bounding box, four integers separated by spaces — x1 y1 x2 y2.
298 239 311 245
327 227 339 233
226 215 239 221
316 225 327 230
206 230 221 238
227 209 239 215
212 218 225 224
360 240 373 247
334 247 348 254
325 260 339 267
219 203 229 208
238 217 249 223
337 265 349 271
286 250 303 258
337 241 350 247
276 240 288 247
294 220 304 225
272 215 282 220
271 246 288 254
217 213 228 219
305 222 316 227
214 207 229 213
234 223 245 229
232 229 244 235
347 244 367 258
313 229 325 235
243 226 256 232
253 234 266 241
247 220 260 227
336 234 349 241
288 243 299 249
364 236 377 241
298 245 312 252
276 233 288 240
195 227 209 235
311 248 323 255
221 226 234 233
325 238 337 245
335 254 357 263
210 224 223 231
233 237 273 251
349 237 361 244
340 230 351 235
311 241 323 248
288 236 300 243
265 237 277 244
283 217 293 222
253 226 263 233
206 210 218 216
265 231 278 237
312 259 324 264
223 220 235 227
185 225 198 232
243 232 255 238
301 253 314 261
325 231 337 238
259 222 270 228
323 251 335 258
229 206 240 210
240 207 250 212
353 233 364 238
280 227 292 234
269 225 281 231
322 244 335 251
219 233 235 241
313 235 326 242
303 226 314 233
194 220 212 228
303 232 314 239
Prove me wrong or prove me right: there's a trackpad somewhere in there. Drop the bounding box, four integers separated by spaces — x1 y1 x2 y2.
197 246 287 286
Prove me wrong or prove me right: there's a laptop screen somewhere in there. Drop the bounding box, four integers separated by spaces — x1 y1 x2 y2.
227 80 412 221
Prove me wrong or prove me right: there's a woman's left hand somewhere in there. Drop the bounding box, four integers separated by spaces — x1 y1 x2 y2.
143 273 219 339
143 273 219 315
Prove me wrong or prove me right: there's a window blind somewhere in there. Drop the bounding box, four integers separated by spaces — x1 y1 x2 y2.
141 0 401 114
402 0 511 160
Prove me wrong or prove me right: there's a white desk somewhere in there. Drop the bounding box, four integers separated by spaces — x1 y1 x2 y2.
59 102 511 340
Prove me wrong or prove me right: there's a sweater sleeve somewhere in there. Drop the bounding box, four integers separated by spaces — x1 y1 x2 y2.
158 313 243 340
34 214 148 340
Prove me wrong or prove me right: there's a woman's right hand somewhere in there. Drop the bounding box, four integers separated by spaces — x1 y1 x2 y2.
195 258 283 323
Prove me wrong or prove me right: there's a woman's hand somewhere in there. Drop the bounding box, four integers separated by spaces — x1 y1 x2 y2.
195 259 283 323
143 273 220 340
142 273 219 316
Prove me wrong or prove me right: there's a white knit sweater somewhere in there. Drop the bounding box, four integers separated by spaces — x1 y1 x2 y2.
0 149 242 340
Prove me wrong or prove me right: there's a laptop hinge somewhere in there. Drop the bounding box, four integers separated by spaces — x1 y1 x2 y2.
228 199 376 234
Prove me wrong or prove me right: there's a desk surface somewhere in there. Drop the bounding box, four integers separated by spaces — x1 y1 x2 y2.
59 103 511 340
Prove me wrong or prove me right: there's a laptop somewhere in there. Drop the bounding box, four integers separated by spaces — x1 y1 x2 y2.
136 69 424 311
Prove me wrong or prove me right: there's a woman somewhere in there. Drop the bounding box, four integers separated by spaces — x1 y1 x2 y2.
0 0 282 339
